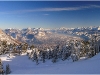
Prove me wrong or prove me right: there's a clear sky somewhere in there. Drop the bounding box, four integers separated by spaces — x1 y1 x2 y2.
0 1 100 29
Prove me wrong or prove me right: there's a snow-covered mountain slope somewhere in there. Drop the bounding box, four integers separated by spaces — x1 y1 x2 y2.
0 29 20 44
1 53 100 74
4 28 82 46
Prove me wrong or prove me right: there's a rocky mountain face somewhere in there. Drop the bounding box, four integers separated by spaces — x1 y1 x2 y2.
0 29 20 45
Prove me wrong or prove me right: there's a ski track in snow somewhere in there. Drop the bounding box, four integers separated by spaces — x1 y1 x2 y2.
0 53 100 74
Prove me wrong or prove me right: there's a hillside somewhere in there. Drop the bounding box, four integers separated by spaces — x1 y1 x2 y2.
0 29 20 45
0 52 100 74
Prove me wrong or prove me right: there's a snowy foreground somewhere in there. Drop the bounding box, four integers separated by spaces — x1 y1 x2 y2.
0 52 100 74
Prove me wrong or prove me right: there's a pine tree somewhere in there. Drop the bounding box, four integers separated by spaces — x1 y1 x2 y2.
30 44 34 50
35 54 39 65
42 52 45 63
0 59 4 74
6 64 11 74
0 59 2 66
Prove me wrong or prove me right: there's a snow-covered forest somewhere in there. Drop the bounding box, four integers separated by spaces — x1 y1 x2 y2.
0 27 100 74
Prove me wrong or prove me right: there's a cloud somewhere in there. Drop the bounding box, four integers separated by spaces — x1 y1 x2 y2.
0 12 11 14
1 5 100 14
16 5 100 12
43 14 49 16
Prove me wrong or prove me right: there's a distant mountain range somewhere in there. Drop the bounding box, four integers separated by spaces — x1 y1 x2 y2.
1 26 100 46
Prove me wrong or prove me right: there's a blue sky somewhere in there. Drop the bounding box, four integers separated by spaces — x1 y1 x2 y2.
0 1 100 29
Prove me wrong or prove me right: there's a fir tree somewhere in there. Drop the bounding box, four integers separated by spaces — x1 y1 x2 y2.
6 64 11 74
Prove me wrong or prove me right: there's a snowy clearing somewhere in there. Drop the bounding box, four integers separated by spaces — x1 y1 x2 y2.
0 53 100 74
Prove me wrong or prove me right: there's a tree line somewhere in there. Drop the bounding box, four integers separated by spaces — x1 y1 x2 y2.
27 34 100 64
